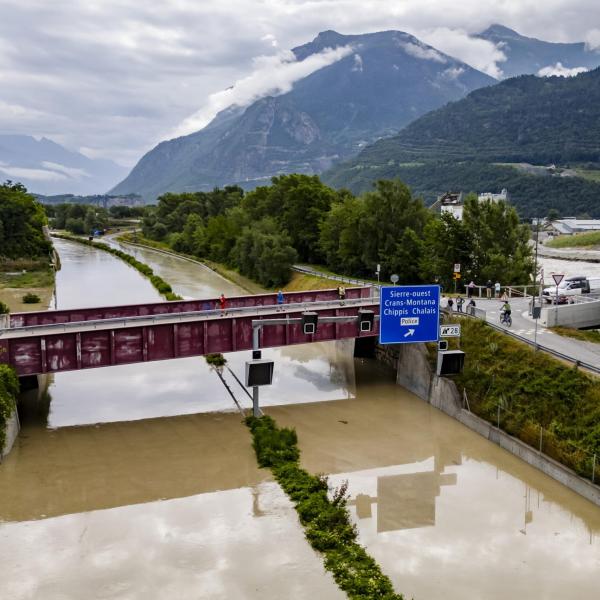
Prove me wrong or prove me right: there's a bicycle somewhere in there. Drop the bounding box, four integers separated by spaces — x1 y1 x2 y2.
500 311 512 327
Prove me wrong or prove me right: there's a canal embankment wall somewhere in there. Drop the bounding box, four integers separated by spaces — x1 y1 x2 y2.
375 342 600 507
2 410 19 460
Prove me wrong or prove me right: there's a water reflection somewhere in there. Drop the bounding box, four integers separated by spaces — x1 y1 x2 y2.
43 238 355 427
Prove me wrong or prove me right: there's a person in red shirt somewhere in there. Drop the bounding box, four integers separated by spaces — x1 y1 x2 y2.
219 293 227 311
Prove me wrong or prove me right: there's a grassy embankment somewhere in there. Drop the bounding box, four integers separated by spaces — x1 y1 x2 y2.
550 326 600 344
546 231 600 248
52 233 182 301
449 318 600 481
116 232 339 294
245 415 403 600
0 259 55 313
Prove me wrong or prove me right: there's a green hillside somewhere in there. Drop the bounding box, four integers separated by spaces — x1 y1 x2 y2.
324 69 600 217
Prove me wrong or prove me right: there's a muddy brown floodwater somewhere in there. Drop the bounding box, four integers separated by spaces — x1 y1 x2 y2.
0 238 599 599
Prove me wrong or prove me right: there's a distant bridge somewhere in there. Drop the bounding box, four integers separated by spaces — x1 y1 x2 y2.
0 288 379 376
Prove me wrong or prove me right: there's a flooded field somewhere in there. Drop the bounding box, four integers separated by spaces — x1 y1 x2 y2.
0 238 598 599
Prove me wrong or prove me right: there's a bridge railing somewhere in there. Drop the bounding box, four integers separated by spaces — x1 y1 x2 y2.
1 296 379 338
9 286 374 329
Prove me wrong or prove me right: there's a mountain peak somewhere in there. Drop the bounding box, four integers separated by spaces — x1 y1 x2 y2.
480 24 522 38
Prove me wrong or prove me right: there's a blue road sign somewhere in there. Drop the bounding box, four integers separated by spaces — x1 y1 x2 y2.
379 285 440 344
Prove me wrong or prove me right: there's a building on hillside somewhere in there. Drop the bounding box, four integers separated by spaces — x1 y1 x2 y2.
478 188 509 203
546 218 600 235
430 192 464 220
430 189 509 221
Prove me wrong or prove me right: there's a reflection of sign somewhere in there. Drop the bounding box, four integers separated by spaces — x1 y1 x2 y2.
453 263 461 273
552 273 564 286
440 324 461 337
379 285 440 344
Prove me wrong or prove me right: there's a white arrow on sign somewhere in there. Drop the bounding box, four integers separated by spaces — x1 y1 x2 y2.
404 329 415 338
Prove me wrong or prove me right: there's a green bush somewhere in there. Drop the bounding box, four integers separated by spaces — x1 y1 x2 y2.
205 353 227 367
0 301 9 315
244 415 403 599
22 292 41 304
0 364 18 452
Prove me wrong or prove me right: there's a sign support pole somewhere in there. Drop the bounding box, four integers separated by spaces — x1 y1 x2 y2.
252 325 261 417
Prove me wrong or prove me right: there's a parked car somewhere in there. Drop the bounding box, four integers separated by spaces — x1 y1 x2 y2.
543 275 600 303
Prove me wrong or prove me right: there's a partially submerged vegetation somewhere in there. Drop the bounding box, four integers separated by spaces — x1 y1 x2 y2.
52 233 182 301
455 319 600 480
245 415 403 600
0 365 19 454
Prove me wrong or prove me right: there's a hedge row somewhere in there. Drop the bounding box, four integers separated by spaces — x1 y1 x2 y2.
0 364 19 453
53 234 182 301
245 415 403 600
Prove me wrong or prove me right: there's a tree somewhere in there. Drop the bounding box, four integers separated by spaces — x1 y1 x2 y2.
462 195 533 284
358 179 431 280
0 181 51 259
421 211 472 290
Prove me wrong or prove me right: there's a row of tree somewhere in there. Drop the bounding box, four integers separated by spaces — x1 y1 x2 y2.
44 203 146 234
0 182 52 260
141 175 534 289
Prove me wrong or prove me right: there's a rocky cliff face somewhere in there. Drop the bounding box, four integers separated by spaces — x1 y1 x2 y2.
111 30 494 201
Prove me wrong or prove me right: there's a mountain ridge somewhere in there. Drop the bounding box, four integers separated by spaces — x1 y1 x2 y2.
110 29 494 201
0 134 127 196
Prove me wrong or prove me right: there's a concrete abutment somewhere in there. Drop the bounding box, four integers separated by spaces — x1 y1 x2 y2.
382 341 600 507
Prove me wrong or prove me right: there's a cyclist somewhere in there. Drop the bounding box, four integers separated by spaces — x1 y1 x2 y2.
500 300 512 325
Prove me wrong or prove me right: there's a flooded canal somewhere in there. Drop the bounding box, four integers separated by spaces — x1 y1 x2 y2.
0 237 599 599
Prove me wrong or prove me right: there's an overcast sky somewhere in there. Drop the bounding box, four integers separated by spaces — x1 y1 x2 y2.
1 0 600 167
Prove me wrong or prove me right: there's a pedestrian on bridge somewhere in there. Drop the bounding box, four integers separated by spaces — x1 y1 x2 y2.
277 290 284 311
456 296 464 313
338 286 346 304
486 280 493 299
467 298 476 315
494 281 501 298
467 281 475 298
219 293 227 312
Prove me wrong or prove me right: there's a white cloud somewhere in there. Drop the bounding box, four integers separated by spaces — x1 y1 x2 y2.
537 62 588 77
584 28 600 51
441 66 465 80
418 27 506 78
352 53 364 72
1 0 600 167
399 41 447 63
41 161 90 180
171 45 353 138
0 165 68 181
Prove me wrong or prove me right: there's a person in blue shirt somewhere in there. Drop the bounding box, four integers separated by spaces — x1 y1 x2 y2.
277 290 284 311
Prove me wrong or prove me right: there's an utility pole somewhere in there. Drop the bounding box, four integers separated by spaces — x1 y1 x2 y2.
533 217 540 350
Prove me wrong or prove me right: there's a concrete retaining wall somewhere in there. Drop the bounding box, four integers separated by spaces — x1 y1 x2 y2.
391 342 600 507
1 409 19 460
541 301 600 328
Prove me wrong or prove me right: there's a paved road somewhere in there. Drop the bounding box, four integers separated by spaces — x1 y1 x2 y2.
448 297 600 369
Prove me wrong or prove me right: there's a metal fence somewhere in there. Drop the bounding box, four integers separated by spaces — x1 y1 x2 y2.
461 390 597 485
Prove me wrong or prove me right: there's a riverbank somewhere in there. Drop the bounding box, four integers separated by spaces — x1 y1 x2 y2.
52 233 182 301
0 260 55 313
116 232 338 294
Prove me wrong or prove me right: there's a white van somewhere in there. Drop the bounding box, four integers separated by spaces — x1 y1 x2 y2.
543 275 600 303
